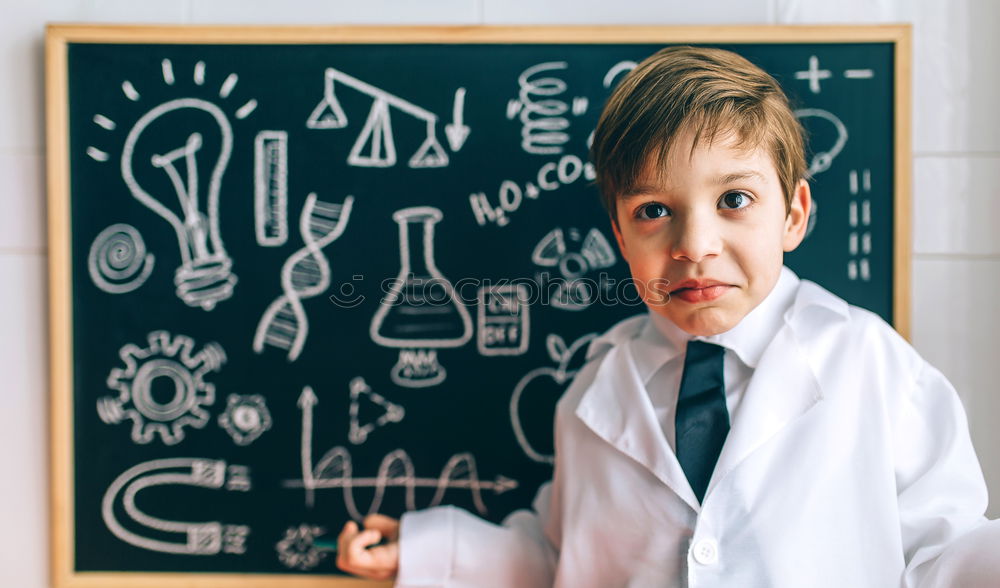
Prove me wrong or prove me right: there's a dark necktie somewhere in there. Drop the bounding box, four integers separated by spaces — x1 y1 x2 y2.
675 340 729 503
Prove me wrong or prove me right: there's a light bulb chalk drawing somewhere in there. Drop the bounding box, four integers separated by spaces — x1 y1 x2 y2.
121 98 239 311
370 206 473 388
254 130 289 247
98 331 225 446
88 223 155 294
531 227 617 311
307 67 450 169
288 386 517 516
348 377 405 445
511 333 596 464
101 458 251 555
87 59 258 310
506 61 588 156
275 524 335 571
218 394 273 446
476 284 530 357
254 193 355 362
794 108 848 176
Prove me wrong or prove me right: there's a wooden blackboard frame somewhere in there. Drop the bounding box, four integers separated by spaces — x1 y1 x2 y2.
46 24 912 588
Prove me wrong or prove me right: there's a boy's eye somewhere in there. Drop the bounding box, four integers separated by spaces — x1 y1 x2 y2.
637 202 670 219
719 191 752 210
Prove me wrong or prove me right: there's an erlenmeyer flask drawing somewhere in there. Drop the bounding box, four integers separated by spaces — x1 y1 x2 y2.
370 206 472 388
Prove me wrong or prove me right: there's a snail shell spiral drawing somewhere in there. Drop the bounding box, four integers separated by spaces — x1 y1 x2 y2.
88 223 155 294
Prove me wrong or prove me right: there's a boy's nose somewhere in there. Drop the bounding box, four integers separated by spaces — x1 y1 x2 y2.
670 214 722 263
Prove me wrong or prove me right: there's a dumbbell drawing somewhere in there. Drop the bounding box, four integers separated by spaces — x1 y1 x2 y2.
254 193 354 362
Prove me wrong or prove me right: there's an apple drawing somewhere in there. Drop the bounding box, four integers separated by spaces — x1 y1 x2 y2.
510 332 596 464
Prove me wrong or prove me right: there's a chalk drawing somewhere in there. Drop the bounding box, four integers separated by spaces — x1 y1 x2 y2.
847 169 873 282
510 333 596 463
218 394 273 446
254 194 354 362
445 87 471 151
287 385 518 516
88 223 155 294
476 284 530 356
531 227 617 311
308 67 449 168
348 377 405 445
469 154 596 228
98 331 225 445
506 61 587 155
90 62 257 310
794 108 848 176
795 55 832 94
275 524 335 571
370 206 472 388
254 130 289 247
101 458 251 555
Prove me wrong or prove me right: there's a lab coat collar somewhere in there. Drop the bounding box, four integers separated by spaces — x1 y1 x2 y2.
577 340 702 510
632 266 800 384
576 270 849 511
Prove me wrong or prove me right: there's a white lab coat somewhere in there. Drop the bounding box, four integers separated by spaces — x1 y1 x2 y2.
397 276 1000 587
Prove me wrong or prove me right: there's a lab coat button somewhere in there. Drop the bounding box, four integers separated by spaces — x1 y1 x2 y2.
692 538 719 565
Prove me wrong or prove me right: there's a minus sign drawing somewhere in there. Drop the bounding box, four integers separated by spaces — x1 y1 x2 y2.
844 69 874 79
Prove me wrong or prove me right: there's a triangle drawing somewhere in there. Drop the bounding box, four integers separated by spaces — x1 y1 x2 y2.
348 99 396 168
348 377 405 445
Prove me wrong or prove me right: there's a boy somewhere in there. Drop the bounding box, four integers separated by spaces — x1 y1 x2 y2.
337 46 999 586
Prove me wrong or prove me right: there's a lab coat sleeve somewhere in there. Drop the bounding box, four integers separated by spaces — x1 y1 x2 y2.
895 362 1000 587
394 481 559 587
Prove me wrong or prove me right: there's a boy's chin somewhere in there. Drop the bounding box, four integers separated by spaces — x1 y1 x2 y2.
661 308 743 337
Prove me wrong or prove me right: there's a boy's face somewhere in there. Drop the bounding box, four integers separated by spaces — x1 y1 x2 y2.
611 129 811 336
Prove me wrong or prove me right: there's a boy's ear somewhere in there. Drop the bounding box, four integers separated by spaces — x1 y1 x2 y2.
610 216 629 262
782 179 811 252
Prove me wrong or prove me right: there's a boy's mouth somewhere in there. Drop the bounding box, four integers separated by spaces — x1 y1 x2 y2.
670 279 731 303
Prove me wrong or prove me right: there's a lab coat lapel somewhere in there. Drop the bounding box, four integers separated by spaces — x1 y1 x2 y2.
708 322 823 495
575 343 700 511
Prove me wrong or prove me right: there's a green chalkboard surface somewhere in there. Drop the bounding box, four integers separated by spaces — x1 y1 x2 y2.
48 25 910 587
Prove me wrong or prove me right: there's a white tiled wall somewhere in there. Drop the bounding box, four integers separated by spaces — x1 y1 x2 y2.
4 1 997 586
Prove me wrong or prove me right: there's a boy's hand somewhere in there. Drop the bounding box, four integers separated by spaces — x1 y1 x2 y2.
336 514 400 581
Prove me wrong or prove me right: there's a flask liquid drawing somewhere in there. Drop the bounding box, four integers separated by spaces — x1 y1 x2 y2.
370 207 472 388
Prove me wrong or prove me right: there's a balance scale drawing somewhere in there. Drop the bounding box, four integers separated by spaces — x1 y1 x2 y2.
284 386 517 518
101 458 251 555
307 67 452 169
253 193 354 362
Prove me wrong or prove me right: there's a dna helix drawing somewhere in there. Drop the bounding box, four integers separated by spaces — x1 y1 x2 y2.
253 193 355 361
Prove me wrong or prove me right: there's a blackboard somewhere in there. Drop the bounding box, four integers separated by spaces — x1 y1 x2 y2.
47 25 911 587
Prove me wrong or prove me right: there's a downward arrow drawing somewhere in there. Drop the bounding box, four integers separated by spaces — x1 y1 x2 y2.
445 88 471 151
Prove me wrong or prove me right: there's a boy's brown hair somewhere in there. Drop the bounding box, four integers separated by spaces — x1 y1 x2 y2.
590 46 807 221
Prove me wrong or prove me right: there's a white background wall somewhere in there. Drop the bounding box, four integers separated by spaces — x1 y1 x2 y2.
2 1 996 586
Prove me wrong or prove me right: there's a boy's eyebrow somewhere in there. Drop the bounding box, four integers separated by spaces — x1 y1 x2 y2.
716 170 766 184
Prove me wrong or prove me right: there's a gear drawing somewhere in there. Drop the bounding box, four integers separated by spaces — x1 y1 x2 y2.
98 330 226 445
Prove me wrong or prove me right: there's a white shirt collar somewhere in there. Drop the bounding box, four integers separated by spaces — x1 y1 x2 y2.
630 266 800 384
